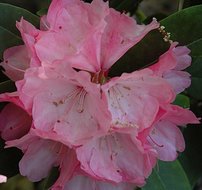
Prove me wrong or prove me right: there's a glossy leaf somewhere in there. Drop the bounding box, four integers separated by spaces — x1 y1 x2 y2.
173 94 190 108
0 3 39 36
142 160 191 190
188 39 202 57
161 5 202 45
186 39 202 100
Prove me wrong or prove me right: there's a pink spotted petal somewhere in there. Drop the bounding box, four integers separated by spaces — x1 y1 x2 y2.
17 66 110 146
77 133 156 185
0 45 30 81
0 103 31 141
102 69 175 131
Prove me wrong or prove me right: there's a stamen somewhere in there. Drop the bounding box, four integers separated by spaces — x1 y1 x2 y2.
149 135 164 147
158 25 173 44
77 89 87 113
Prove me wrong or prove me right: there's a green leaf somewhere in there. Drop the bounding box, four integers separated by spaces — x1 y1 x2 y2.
179 124 202 187
173 94 190 108
109 30 169 77
0 3 39 36
0 80 16 94
188 39 202 57
37 8 48 17
0 139 22 178
142 160 191 190
161 5 202 45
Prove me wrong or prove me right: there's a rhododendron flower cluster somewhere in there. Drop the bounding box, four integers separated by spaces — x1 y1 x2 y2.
0 0 199 189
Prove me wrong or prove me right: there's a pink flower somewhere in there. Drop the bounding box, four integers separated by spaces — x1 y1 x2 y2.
0 0 199 189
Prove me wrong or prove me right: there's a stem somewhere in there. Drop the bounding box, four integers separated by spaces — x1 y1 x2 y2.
178 0 184 11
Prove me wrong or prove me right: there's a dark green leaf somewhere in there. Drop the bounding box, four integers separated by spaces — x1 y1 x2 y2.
0 3 39 36
186 39 202 100
0 139 22 177
179 124 202 187
0 80 16 94
143 160 191 190
114 0 143 14
188 39 202 57
187 77 202 100
0 26 22 59
161 5 202 45
37 8 48 17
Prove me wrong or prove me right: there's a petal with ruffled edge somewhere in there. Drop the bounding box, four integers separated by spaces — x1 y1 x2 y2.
147 104 199 161
149 44 192 94
77 133 156 185
7 133 61 182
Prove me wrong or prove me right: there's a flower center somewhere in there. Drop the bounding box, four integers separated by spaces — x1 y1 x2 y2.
91 71 107 84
